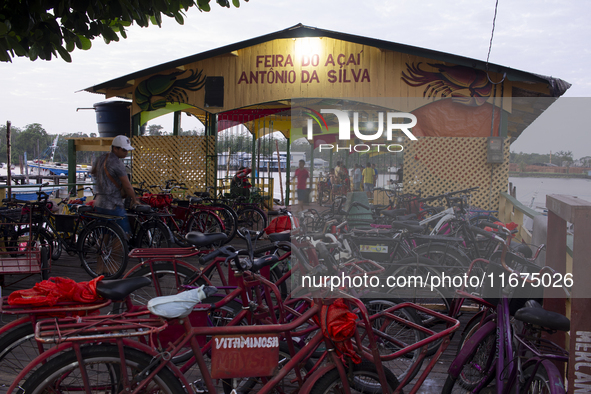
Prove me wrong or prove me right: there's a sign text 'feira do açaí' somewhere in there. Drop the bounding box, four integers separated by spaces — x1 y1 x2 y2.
237 53 370 85
308 110 418 153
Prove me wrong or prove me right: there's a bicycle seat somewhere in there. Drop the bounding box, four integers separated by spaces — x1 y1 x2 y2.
185 231 228 247
132 205 152 213
268 230 290 243
396 214 417 221
514 300 570 332
96 277 152 302
77 205 93 213
194 192 210 198
380 208 407 217
189 196 202 204
251 254 280 272
390 221 424 233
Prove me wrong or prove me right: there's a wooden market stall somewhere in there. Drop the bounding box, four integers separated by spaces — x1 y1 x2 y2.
80 23 568 209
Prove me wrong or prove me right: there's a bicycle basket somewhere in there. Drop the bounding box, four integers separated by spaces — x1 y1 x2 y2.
54 214 76 233
481 251 544 315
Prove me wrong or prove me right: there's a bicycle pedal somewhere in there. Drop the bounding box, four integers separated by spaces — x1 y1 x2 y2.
190 379 208 393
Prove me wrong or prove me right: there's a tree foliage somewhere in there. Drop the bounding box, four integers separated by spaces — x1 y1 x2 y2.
0 0 247 62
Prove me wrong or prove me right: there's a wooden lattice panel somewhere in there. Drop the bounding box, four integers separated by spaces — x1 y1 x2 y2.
402 137 510 210
131 136 216 194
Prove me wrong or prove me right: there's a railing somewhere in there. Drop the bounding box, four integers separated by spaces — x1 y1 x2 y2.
0 182 94 204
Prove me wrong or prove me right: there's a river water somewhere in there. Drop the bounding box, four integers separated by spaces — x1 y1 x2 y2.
508 177 591 209
218 169 591 209
4 166 588 208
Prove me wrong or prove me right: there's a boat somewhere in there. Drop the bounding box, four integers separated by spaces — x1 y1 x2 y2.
26 136 92 177
9 185 67 201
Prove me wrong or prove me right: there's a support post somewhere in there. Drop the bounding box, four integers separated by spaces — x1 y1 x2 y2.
173 111 181 136
286 137 291 206
546 195 591 393
309 142 314 201
205 113 218 193
68 139 76 186
131 113 141 137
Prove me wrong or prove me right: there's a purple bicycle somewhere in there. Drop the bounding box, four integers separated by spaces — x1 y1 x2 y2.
441 242 570 393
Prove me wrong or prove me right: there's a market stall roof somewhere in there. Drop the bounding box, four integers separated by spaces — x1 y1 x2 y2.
83 24 570 140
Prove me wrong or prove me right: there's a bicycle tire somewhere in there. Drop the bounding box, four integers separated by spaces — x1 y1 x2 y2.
19 344 184 394
412 242 471 276
41 223 63 260
9 226 53 259
125 261 199 305
0 322 49 391
309 360 400 394
221 341 314 394
135 220 172 249
40 246 49 280
187 211 225 245
319 185 331 206
441 325 496 393
521 362 559 393
206 202 238 244
361 298 425 383
237 206 268 234
78 221 128 279
385 256 453 327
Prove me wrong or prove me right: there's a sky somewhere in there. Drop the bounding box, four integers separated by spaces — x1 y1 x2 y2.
1 0 590 157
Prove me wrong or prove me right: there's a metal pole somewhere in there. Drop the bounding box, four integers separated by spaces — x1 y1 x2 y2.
6 121 11 199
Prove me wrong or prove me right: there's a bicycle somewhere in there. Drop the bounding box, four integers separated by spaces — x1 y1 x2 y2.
441 241 570 393
136 181 225 247
6 187 129 279
0 276 152 391
10 240 460 394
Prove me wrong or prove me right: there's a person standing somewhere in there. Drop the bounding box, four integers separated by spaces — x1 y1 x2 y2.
293 159 309 212
90 135 140 274
372 163 378 188
353 164 362 191
362 161 375 198
334 161 342 181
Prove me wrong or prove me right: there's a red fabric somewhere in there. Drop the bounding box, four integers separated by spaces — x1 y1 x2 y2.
8 276 104 307
484 221 519 233
265 216 292 234
141 194 172 208
294 168 309 190
313 299 361 364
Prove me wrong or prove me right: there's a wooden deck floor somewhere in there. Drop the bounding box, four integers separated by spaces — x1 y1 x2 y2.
0 246 472 393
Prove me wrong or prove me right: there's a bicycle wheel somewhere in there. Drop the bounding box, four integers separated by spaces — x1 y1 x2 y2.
9 226 53 258
521 362 556 393
309 360 400 394
40 245 50 280
237 206 267 233
412 242 471 276
385 256 453 327
125 261 199 305
78 221 128 279
0 322 50 391
319 185 331 206
222 341 314 394
187 211 225 239
136 220 171 249
441 325 496 393
362 298 425 383
19 344 184 394
207 202 238 244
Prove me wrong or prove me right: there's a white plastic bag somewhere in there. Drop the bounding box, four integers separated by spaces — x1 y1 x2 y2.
147 286 213 319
